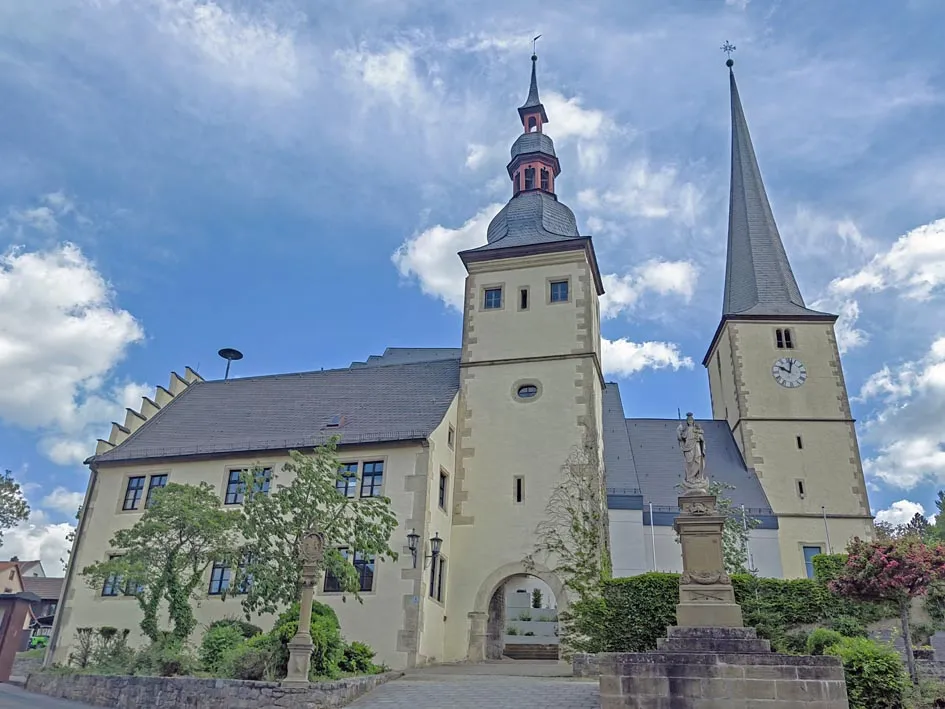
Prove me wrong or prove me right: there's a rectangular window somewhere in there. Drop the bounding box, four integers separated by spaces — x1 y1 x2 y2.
775 329 785 349
438 471 449 510
224 468 272 505
208 562 231 595
797 480 806 499
483 287 502 310
784 329 794 348
429 556 438 598
540 169 549 191
102 572 122 597
436 557 446 603
550 280 569 303
336 463 358 498
803 546 822 580
122 476 146 511
796 435 803 450
519 287 529 310
237 555 253 594
447 425 455 449
360 461 384 497
146 474 168 508
353 552 375 592
323 549 348 593
524 167 535 190
514 476 524 504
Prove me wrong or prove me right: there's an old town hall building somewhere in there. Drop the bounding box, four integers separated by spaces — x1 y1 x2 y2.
49 57 873 669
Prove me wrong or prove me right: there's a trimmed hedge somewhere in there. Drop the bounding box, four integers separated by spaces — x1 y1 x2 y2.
564 567 896 654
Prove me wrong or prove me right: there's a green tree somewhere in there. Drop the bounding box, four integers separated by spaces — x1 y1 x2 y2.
900 512 934 543
81 483 241 642
873 520 897 542
932 491 945 542
235 439 399 617
0 469 30 544
525 435 611 603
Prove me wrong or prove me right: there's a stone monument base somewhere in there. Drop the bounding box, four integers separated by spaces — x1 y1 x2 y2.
598 627 849 709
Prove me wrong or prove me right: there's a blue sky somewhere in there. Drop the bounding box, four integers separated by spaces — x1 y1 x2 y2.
2 0 945 569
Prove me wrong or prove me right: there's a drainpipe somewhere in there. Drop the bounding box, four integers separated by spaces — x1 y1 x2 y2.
822 506 833 555
649 503 657 571
45 462 99 668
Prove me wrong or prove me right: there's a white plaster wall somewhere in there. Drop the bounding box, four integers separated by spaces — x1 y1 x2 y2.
55 441 432 670
504 577 556 608
609 509 647 577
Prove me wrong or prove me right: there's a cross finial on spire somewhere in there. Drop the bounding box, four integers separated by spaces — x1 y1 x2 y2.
721 40 736 68
532 34 541 59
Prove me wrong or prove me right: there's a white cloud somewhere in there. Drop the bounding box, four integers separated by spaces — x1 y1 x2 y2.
875 500 926 527
542 92 614 143
445 33 532 53
578 160 703 226
154 0 301 95
1 510 74 575
810 297 869 355
725 0 750 8
782 206 873 258
334 44 434 113
41 487 85 518
830 218 945 300
601 260 699 319
859 336 945 488
465 143 489 170
602 338 693 378
392 204 502 310
6 191 76 235
0 242 145 463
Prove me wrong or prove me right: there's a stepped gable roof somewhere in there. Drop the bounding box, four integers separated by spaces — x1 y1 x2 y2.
92 348 461 464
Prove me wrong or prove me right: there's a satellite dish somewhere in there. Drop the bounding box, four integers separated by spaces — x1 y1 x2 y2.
218 348 243 380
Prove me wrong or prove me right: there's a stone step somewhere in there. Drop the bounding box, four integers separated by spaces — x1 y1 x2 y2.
502 644 559 661
667 626 760 641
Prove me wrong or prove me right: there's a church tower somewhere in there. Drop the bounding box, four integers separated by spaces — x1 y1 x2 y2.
704 59 873 579
444 54 607 661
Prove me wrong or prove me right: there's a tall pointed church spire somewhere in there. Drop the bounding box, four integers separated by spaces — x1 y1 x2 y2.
518 54 549 127
721 60 825 318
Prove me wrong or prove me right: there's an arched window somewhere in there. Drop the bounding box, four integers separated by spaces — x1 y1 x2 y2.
540 168 549 191
775 329 784 349
514 172 521 193
784 329 794 349
775 328 795 349
527 116 538 132
524 167 535 190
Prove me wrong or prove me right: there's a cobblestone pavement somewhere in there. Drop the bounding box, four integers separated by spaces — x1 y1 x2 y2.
0 683 96 708
348 674 599 708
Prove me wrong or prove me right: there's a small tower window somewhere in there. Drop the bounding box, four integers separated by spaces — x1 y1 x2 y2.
540 168 549 191
797 480 806 499
776 328 795 349
514 476 525 503
514 172 521 194
519 287 529 310
527 116 537 132
796 435 803 450
775 329 784 348
784 329 794 349
483 287 502 310
524 167 535 190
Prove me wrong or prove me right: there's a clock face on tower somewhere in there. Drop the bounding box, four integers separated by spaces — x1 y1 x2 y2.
772 357 807 388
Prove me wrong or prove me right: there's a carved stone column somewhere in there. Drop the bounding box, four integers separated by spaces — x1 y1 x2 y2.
282 531 325 687
673 493 743 628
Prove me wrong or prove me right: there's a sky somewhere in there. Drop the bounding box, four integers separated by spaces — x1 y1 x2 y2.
2 0 945 572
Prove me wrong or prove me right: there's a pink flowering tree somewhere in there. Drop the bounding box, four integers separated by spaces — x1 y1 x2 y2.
831 537 945 683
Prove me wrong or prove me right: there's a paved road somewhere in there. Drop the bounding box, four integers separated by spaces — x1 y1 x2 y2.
348 674 599 708
0 683 96 708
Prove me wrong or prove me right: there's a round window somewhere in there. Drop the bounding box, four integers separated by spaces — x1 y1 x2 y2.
517 384 538 399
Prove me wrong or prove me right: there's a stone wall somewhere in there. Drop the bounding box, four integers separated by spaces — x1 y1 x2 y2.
572 653 599 678
25 671 402 709
12 654 44 678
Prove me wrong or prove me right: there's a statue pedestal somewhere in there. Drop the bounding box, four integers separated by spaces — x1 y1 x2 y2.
673 493 743 628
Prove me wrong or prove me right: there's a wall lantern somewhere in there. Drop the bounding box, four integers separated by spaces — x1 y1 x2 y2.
407 529 443 569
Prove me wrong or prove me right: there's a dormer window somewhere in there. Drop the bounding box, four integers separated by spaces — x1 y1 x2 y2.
540 168 549 191
325 414 345 428
524 167 535 190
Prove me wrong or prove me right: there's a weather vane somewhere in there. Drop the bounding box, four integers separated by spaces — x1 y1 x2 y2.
532 34 542 57
721 40 736 65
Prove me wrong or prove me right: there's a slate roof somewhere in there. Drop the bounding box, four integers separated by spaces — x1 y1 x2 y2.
22 577 63 601
602 383 773 517
471 191 582 252
722 67 831 319
518 55 548 123
93 350 461 464
510 132 556 161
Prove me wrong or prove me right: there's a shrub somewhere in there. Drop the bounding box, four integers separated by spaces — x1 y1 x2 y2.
68 627 133 672
506 627 518 635
778 630 810 655
828 615 867 638
130 637 198 677
206 618 262 639
825 637 910 709
270 601 344 679
219 636 275 681
807 628 845 656
518 611 532 621
338 641 377 674
200 624 245 674
531 589 542 609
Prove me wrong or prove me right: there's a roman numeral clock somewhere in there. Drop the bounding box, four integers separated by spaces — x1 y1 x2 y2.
772 357 807 388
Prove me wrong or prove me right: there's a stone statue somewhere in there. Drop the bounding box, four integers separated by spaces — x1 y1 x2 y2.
677 412 708 494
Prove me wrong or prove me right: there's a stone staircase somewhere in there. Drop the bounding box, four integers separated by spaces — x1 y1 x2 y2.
502 644 559 661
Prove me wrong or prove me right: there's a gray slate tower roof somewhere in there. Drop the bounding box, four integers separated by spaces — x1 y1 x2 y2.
518 54 548 123
722 65 831 319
